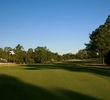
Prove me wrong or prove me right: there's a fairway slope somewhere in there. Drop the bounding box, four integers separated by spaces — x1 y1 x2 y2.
0 74 99 100
0 62 110 100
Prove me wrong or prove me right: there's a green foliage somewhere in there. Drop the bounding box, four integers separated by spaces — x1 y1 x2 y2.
76 49 88 59
4 47 12 52
85 15 110 63
0 44 62 64
0 48 4 58
34 46 61 63
26 48 35 63
34 46 49 63
62 53 76 60
14 44 26 64
1 44 86 64
15 44 24 51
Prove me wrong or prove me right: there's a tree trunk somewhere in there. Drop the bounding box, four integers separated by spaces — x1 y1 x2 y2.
102 57 105 64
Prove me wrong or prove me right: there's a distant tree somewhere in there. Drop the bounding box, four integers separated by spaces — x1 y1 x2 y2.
34 46 48 63
62 53 71 60
47 52 61 62
4 47 12 52
15 44 24 51
0 48 4 58
15 44 25 64
76 49 88 59
28 48 33 53
0 45 62 64
54 52 62 61
26 48 35 63
34 46 61 63
3 47 12 62
62 53 76 60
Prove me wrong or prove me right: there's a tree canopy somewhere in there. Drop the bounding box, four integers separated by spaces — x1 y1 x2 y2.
85 15 110 63
0 45 65 64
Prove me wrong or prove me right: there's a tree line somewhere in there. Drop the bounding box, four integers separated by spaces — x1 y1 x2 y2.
0 45 60 64
0 44 89 64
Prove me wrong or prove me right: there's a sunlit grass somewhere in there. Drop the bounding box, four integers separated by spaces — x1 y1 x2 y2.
0 61 110 100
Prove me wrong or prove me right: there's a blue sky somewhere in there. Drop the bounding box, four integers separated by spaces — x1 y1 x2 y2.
0 0 110 54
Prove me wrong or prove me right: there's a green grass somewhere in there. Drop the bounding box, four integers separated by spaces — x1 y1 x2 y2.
0 61 110 100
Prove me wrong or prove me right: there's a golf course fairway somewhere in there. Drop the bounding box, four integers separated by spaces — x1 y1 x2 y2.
0 62 110 100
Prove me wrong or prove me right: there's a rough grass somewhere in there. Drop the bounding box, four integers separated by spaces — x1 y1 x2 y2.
0 61 110 100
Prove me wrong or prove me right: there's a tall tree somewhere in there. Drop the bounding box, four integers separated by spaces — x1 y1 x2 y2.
0 48 4 58
34 46 48 63
28 48 33 53
27 48 35 63
15 44 24 51
85 15 110 63
15 44 25 64
3 47 12 62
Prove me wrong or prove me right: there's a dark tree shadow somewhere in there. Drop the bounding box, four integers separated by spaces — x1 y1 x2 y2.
22 62 110 77
57 88 100 100
0 74 99 100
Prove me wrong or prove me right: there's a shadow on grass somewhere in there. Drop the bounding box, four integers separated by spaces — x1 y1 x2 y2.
0 74 99 100
22 62 110 77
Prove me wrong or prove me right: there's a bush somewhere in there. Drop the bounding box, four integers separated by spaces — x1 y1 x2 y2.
104 51 110 65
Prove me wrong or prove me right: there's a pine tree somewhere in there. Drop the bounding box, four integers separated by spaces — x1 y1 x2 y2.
85 15 110 64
